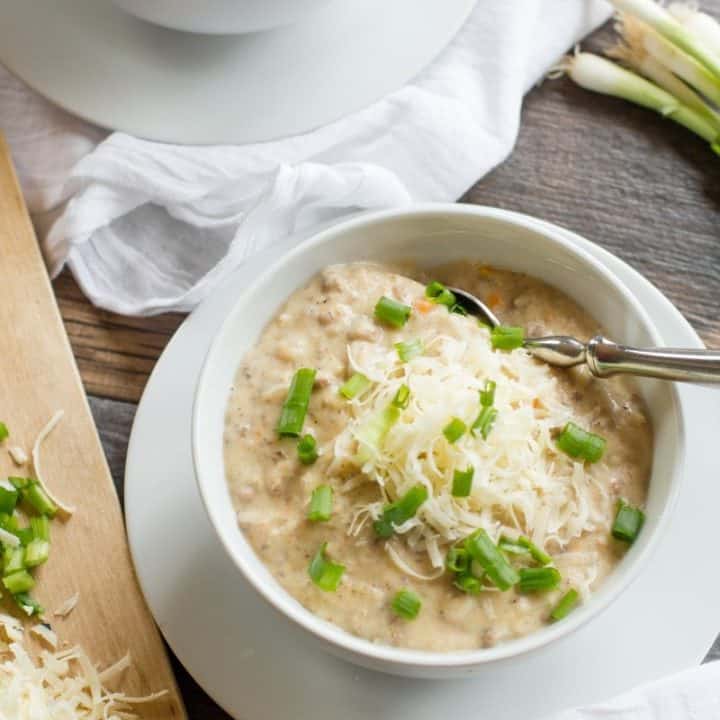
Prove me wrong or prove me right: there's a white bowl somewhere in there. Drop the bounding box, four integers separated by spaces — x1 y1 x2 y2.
111 0 332 35
192 205 683 678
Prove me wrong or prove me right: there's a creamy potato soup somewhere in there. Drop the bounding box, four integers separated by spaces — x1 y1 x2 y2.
223 262 651 651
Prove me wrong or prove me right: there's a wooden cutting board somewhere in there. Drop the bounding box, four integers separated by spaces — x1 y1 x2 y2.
0 134 187 717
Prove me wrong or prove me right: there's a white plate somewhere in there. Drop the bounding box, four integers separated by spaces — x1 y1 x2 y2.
0 0 475 145
125 210 720 720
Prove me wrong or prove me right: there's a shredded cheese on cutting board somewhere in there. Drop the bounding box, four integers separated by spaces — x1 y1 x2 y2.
333 317 611 568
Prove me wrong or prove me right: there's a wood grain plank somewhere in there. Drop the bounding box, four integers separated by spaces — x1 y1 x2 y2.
0 134 186 719
54 271 184 402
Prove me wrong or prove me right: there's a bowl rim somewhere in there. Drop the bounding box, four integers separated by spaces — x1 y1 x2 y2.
192 203 684 671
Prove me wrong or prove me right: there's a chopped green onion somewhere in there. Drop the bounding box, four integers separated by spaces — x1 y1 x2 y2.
453 572 483 594
374 296 411 328
442 417 466 444
2 569 34 594
555 422 606 463
0 513 19 534
425 281 446 298
24 539 49 568
445 546 469 573
3 546 24 576
425 281 457 309
451 467 474 497
498 537 531 556
14 592 43 616
15 528 33 546
490 325 525 350
0 488 19 515
391 589 422 620
517 567 561 593
517 536 553 566
277 368 316 437
8 477 30 491
479 380 496 407
356 405 401 459
308 543 345 592
30 516 50 542
374 484 428 538
395 338 423 362
550 588 580 621
297 434 319 465
0 423 8 442
471 406 497 440
308 485 333 522
392 384 411 410
611 499 645 544
465 529 520 591
339 373 371 400
450 303 468 316
24 483 58 518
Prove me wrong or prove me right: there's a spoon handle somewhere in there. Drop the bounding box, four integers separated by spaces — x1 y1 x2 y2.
586 336 720 383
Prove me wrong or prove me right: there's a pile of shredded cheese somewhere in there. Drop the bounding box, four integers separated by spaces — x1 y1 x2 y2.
333 322 611 580
0 615 166 719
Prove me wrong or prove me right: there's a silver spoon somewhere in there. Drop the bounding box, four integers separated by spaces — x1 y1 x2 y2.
448 286 720 384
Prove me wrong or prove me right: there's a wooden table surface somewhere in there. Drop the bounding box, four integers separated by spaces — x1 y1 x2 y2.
49 16 720 719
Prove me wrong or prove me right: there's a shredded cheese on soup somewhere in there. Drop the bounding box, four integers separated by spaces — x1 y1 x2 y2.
333 324 612 569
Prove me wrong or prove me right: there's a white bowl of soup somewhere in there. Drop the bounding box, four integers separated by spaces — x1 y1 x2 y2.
111 0 332 35
192 205 683 678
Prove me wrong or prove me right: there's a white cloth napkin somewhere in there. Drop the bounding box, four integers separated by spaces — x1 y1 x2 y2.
545 661 720 720
1 0 612 315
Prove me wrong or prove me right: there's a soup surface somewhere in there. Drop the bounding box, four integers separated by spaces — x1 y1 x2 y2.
223 262 651 651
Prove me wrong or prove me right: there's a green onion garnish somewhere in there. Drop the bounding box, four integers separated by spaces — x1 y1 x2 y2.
465 529 519 591
555 421 606 463
391 589 422 620
450 303 468 316
14 592 43 616
498 537 531 556
442 417 467 444
425 281 456 308
392 384 411 410
471 406 497 440
517 567 561 593
451 467 474 497
15 528 33 546
550 588 580 621
277 368 316 437
517 536 552 566
24 483 58 518
374 484 428 538
308 543 345 592
2 569 34 594
453 572 483 594
490 325 525 350
611 499 645 544
3 546 24 576
445 546 469 573
308 485 333 522
339 373 371 400
479 379 496 407
24 539 49 568
0 488 19 515
0 423 8 442
374 296 411 328
297 434 318 465
356 405 401 459
395 338 423 362
30 516 50 542
8 477 30 491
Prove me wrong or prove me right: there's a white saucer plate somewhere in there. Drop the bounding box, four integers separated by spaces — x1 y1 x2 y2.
0 0 475 145
125 211 720 720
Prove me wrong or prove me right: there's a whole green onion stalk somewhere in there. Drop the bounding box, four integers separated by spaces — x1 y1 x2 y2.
559 53 720 155
669 3 720 57
609 16 720 133
609 0 720 81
